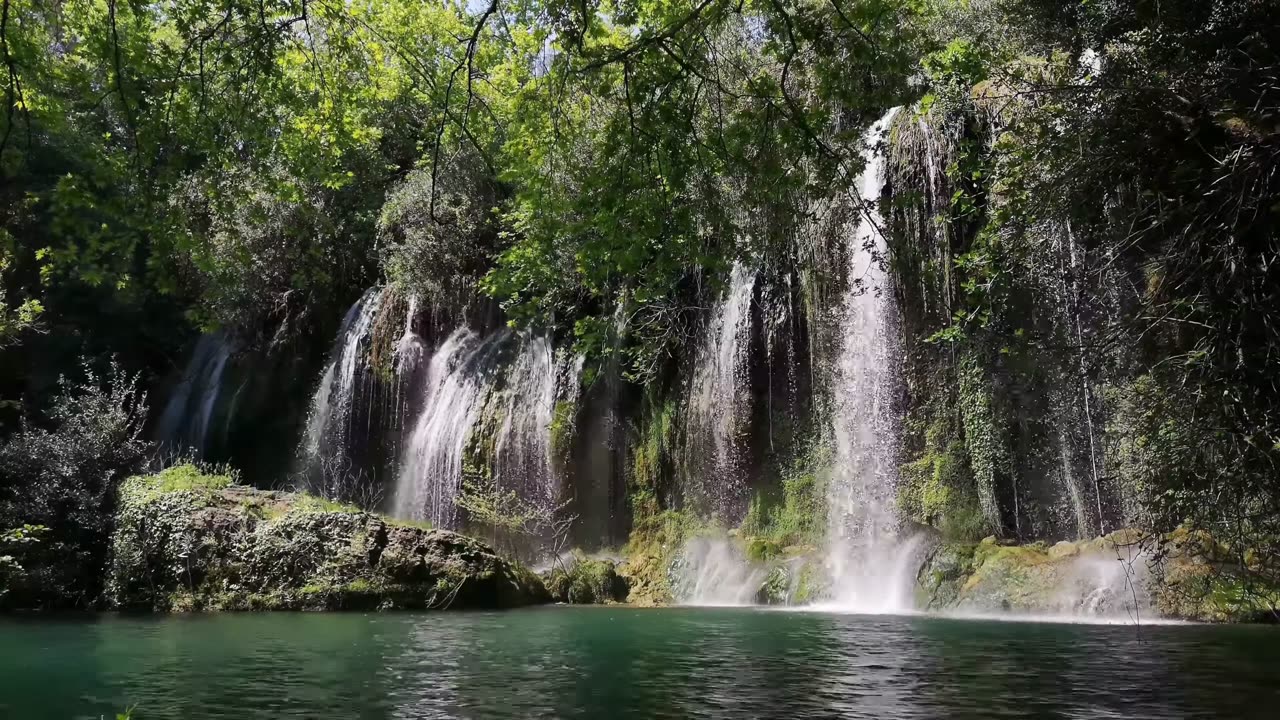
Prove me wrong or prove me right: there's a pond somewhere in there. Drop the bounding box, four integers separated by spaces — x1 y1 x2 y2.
2 607 1276 719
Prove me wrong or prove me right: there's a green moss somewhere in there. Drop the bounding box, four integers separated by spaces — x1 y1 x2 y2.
745 536 782 563
565 557 628 604
916 542 978 609
899 411 989 542
388 517 433 531
758 566 790 605
739 445 828 552
620 510 701 605
629 396 678 521
544 567 572 601
791 561 823 605
549 400 577 463
107 466 549 612
292 495 361 514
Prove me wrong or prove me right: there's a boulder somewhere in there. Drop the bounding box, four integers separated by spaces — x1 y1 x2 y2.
106 466 548 611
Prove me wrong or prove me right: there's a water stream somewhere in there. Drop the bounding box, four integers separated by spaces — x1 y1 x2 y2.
300 288 385 469
393 328 567 528
156 332 234 459
683 262 757 519
393 327 507 526
823 108 915 612
672 537 766 606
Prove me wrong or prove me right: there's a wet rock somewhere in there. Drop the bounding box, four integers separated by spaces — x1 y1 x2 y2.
756 566 791 605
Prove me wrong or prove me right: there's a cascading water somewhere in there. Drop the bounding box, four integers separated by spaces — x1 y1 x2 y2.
672 537 766 606
301 288 384 465
684 262 757 518
392 327 568 529
823 108 921 613
156 333 234 458
493 335 558 505
393 328 508 527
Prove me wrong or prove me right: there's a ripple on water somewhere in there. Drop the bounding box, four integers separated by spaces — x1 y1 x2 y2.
0 608 1276 719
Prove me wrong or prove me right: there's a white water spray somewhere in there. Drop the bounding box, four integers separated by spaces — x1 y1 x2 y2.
156 332 233 458
394 328 506 526
685 262 757 517
823 108 920 613
301 288 384 462
494 335 558 504
673 537 766 607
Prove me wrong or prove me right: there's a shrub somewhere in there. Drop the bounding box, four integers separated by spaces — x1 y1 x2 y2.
0 362 150 607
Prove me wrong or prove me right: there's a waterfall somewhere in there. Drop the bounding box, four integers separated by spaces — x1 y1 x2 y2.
1044 221 1108 540
823 108 919 613
390 294 427 447
301 288 384 467
672 537 765 606
493 335 558 505
393 328 507 526
156 332 233 459
684 262 757 518
1065 224 1106 536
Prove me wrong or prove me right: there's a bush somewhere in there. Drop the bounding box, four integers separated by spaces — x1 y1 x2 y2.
0 362 150 608
379 151 501 312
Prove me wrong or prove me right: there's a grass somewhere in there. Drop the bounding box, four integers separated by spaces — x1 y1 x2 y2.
142 463 234 493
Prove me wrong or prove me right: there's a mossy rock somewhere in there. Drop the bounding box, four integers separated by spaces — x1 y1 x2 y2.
543 567 572 602
105 465 549 612
543 558 629 604
744 536 783 563
1152 527 1280 622
916 543 977 610
756 566 791 605
913 530 1280 620
618 511 700 606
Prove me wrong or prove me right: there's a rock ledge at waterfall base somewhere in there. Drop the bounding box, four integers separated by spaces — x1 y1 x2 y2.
918 529 1280 623
105 465 549 612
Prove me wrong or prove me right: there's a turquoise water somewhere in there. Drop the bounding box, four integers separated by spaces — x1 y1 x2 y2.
1 607 1277 719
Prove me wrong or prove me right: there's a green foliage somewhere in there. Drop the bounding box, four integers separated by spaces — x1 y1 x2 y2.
0 524 46 599
955 352 1009 534
456 476 537 537
0 245 41 348
738 443 829 549
380 150 500 311
897 0 1280 566
121 463 235 502
898 415 986 541
455 474 574 562
1 0 1277 614
629 395 679 520
480 0 931 378
0 362 149 608
920 38 993 114
620 509 701 605
552 550 627 602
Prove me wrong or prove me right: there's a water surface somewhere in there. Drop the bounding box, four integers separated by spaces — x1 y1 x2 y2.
2 607 1276 719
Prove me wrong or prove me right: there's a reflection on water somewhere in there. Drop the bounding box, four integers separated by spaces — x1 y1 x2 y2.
1 608 1277 719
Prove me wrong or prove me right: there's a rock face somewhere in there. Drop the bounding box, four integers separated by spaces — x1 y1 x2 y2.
106 466 549 611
